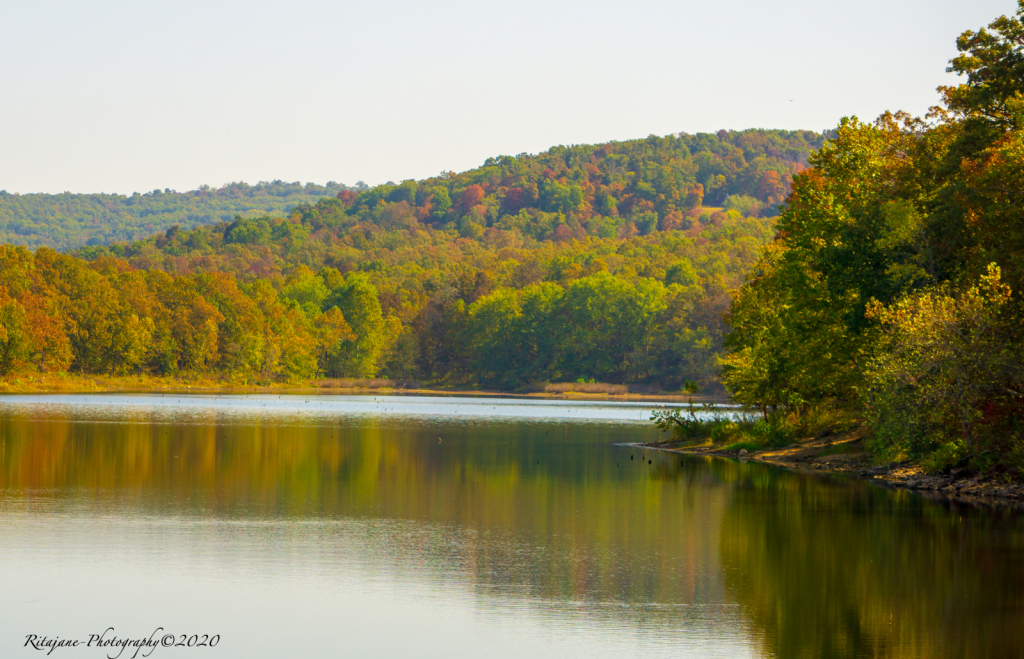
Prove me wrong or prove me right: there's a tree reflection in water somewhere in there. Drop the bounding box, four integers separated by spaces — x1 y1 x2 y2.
0 399 1021 658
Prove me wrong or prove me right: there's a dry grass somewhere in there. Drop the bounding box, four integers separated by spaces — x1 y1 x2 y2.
0 372 431 395
528 382 671 395
0 373 695 400
535 382 628 395
0 372 243 394
314 378 423 390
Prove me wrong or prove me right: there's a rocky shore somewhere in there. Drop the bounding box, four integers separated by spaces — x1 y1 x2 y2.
645 429 1024 507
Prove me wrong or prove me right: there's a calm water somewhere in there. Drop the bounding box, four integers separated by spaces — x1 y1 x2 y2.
0 395 1022 658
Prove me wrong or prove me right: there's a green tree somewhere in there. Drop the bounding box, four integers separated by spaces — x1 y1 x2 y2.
556 273 667 382
0 291 28 375
323 272 392 377
942 1 1024 130
314 306 356 377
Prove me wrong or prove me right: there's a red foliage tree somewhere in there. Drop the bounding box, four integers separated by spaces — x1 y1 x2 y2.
504 187 527 212
460 185 485 211
659 211 685 231
552 224 574 242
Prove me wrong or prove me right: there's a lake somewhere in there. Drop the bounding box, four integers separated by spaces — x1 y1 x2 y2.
1 394 1022 658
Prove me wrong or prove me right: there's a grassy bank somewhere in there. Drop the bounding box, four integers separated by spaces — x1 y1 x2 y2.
647 403 1024 504
650 402 858 452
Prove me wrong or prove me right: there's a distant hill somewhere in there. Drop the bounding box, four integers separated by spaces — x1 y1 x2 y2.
0 180 351 251
268 128 829 244
2 129 828 252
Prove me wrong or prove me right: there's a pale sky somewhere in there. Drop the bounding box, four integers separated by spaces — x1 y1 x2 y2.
0 0 1015 194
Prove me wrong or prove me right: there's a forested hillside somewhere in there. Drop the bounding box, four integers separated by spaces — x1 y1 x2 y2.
721 2 1024 473
0 129 825 391
4 129 823 252
0 181 349 251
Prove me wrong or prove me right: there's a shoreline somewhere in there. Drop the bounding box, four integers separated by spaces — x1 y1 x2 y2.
0 374 727 404
643 430 1024 508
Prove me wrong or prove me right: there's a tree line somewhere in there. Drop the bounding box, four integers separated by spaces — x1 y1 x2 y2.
0 246 393 382
0 225 748 389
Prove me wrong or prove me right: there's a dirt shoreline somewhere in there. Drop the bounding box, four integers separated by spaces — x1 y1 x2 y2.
643 429 1024 508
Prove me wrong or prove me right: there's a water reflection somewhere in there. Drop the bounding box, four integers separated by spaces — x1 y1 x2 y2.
0 395 1021 658
719 467 1024 659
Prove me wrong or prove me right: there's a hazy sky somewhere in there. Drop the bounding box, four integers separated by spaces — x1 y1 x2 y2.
0 0 1015 194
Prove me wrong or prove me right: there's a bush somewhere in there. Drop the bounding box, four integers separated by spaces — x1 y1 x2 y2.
863 265 1024 471
751 417 796 447
652 402 759 444
652 401 843 448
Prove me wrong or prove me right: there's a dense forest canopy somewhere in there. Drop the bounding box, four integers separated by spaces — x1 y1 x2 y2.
0 181 351 251
722 1 1024 472
0 128 813 390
